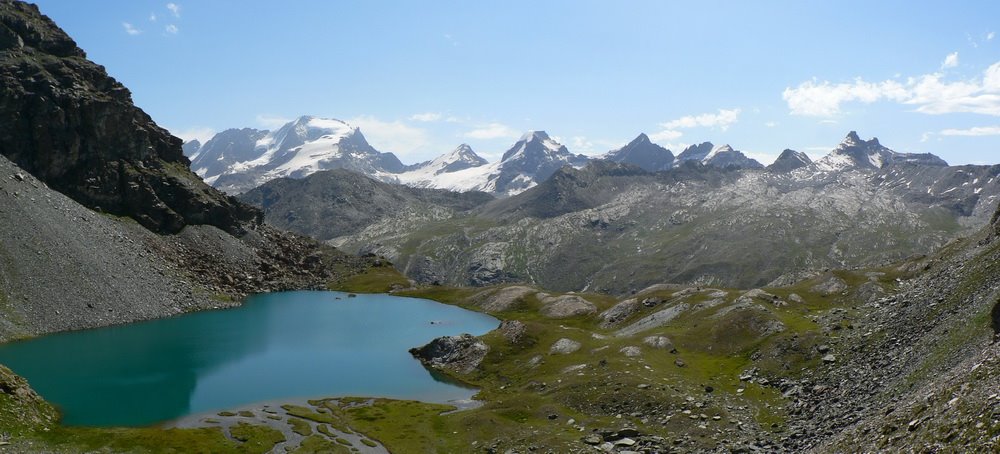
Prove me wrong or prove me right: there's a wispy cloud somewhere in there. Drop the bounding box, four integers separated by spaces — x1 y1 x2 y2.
783 60 1000 117
255 114 292 129
648 129 683 142
348 115 429 157
764 121 778 128
149 13 157 22
988 31 996 41
661 108 741 130
122 22 141 35
443 33 458 47
650 108 741 143
567 136 626 155
410 112 442 122
165 24 179 34
939 125 1000 136
941 51 959 69
463 123 520 140
166 3 181 18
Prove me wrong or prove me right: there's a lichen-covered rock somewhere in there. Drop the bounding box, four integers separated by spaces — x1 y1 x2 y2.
498 320 527 344
643 335 674 350
599 298 642 328
471 286 534 313
550 338 582 355
811 275 849 296
538 294 597 319
620 346 642 357
409 334 488 374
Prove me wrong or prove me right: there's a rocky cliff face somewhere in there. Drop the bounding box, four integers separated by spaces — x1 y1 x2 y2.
0 2 257 234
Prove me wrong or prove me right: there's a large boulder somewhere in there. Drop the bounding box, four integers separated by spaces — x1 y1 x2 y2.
409 334 489 375
599 298 642 328
538 294 597 319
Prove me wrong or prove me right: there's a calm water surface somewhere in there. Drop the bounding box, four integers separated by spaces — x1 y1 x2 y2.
0 291 498 427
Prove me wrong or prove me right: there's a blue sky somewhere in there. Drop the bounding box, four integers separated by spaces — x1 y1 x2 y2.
32 0 1000 165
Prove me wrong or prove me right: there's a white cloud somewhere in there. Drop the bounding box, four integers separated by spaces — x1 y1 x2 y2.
988 31 996 41
149 13 157 22
463 123 520 140
165 24 179 34
764 121 778 128
348 115 429 157
649 108 741 144
648 129 684 142
661 108 741 131
939 125 1000 136
122 22 141 35
410 112 442 122
567 136 626 155
255 114 292 129
942 52 959 69
166 3 181 18
782 78 909 116
169 126 215 144
783 61 1000 117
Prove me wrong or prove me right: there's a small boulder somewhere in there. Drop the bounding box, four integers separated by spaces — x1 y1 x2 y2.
498 320 527 344
550 338 582 355
822 354 837 364
642 335 674 350
620 346 642 357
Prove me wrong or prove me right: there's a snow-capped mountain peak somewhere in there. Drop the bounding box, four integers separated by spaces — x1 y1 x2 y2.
815 131 947 172
705 144 734 160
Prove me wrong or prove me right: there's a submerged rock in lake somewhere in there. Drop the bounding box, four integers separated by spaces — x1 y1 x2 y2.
409 334 489 374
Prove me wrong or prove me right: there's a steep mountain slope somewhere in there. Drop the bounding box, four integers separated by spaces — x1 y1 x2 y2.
767 149 812 173
0 2 380 341
326 134 1000 292
602 133 675 171
239 168 493 242
189 127 268 182
0 3 256 235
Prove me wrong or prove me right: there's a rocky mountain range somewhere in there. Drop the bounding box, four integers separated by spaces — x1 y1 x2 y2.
246 131 999 293
187 119 764 196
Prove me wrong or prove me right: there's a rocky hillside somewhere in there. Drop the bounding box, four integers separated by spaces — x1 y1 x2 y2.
320 134 1000 292
0 2 381 341
239 168 493 242
0 2 257 235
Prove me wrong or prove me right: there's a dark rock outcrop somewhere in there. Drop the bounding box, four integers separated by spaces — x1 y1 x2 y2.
0 2 257 234
409 334 489 374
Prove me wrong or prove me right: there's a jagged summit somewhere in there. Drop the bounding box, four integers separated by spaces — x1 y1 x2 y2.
816 131 948 171
676 142 715 163
768 149 813 173
603 133 675 171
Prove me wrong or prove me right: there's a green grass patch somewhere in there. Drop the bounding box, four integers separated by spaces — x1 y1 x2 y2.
328 266 410 293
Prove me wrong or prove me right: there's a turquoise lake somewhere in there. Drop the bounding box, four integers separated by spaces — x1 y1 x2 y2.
0 291 499 427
